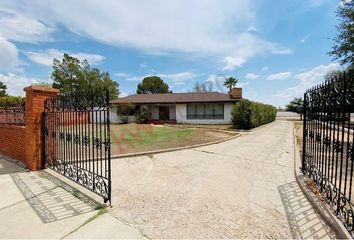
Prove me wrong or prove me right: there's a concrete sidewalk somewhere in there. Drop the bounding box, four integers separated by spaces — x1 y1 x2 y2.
0 154 144 239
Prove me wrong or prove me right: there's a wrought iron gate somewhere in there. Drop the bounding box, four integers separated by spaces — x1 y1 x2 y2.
43 90 111 203
302 70 353 236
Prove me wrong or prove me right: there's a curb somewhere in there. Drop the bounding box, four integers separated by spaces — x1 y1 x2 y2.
292 123 352 239
165 120 276 133
42 168 110 208
111 133 240 159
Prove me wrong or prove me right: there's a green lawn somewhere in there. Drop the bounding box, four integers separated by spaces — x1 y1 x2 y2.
110 124 193 147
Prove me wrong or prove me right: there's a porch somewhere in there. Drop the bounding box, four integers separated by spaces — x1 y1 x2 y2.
141 104 177 123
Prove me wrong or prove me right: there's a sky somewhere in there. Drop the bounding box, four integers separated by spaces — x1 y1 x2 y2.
0 0 346 107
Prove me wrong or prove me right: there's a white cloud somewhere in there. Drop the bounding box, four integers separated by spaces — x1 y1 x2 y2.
1 0 291 68
300 34 310 43
267 72 292 81
139 63 147 68
114 72 129 78
125 72 198 84
238 81 250 87
206 74 227 92
119 91 128 97
126 75 144 81
221 56 246 71
270 48 293 55
0 9 54 43
0 36 19 71
158 72 198 84
0 73 48 96
261 66 269 71
310 0 329 7
245 73 259 80
274 63 341 102
294 63 340 84
25 49 105 66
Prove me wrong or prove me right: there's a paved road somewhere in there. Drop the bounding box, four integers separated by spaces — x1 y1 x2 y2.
109 120 337 239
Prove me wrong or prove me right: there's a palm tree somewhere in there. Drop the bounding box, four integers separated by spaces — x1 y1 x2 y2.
223 77 238 92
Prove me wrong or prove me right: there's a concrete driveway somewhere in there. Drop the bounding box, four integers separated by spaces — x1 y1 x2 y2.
109 120 337 239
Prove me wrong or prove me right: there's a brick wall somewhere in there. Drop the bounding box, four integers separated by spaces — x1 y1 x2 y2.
24 86 59 170
0 86 59 170
0 125 26 163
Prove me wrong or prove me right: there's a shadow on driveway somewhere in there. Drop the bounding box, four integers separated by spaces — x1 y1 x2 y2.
278 181 336 239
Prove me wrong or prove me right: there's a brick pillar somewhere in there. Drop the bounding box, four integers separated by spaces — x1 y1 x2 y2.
24 86 59 171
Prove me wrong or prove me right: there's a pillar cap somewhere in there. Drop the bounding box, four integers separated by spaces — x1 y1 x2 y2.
24 85 60 94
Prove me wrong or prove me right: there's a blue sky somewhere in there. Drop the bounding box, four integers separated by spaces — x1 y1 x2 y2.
0 0 345 107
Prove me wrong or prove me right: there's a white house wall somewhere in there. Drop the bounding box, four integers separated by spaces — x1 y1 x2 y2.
175 103 234 124
91 106 136 124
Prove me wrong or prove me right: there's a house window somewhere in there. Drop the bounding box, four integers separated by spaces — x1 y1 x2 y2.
187 104 224 119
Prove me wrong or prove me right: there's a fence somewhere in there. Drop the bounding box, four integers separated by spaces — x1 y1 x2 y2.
0 100 26 126
302 70 354 237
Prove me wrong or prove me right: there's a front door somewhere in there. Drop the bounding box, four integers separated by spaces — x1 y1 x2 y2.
159 106 170 120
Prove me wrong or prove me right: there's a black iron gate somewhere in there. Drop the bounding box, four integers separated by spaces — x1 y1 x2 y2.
302 70 354 236
43 90 111 203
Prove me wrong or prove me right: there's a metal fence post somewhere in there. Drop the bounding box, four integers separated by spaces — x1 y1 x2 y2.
302 92 307 172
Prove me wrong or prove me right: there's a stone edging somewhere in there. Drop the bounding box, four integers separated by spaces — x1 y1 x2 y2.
292 124 352 239
111 133 240 159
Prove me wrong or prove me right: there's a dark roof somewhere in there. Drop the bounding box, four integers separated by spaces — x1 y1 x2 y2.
110 92 239 104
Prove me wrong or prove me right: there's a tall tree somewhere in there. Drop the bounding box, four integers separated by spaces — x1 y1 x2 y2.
0 81 7 97
223 77 238 92
51 54 119 99
136 76 170 94
192 81 213 92
329 0 354 69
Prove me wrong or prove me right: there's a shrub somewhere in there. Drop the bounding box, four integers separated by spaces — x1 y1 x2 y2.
135 109 148 124
116 102 135 124
0 96 25 108
231 100 276 129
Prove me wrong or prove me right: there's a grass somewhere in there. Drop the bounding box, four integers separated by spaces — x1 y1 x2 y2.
61 208 108 238
110 124 193 147
109 123 234 155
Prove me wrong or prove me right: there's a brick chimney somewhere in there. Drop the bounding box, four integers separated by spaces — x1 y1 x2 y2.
229 87 242 99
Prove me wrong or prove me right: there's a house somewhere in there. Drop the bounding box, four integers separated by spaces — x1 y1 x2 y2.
110 88 242 124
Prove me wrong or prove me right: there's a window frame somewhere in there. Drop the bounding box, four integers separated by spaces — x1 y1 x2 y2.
186 103 224 120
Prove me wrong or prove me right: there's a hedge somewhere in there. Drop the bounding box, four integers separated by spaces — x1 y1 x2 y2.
231 100 276 129
0 96 25 108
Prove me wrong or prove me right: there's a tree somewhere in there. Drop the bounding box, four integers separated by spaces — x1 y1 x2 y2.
192 81 213 92
32 82 53 88
0 81 7 97
286 97 304 119
223 77 238 92
51 53 120 100
329 0 354 69
136 76 169 94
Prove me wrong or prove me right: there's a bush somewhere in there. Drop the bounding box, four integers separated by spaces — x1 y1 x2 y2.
119 114 128 124
135 109 148 124
0 96 25 108
231 100 276 129
116 102 135 124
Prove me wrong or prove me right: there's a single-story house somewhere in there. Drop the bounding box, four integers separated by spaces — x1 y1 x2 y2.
110 88 242 124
